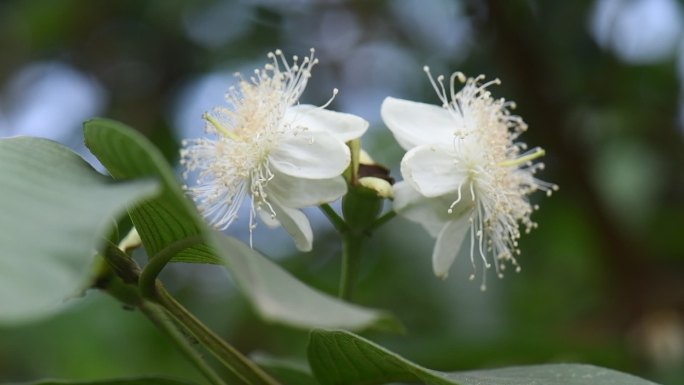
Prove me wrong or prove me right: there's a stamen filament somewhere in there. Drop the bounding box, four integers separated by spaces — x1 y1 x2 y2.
498 147 545 167
203 113 241 141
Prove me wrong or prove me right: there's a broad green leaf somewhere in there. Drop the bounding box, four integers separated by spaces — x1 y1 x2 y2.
213 233 401 332
84 118 220 264
6 377 196 385
0 137 159 325
83 118 401 332
308 329 661 385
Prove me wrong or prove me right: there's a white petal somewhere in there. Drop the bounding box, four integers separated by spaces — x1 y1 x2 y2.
270 130 350 179
401 145 468 197
270 197 313 252
381 97 456 150
432 213 471 279
257 208 280 228
286 105 368 142
393 181 450 237
267 172 347 209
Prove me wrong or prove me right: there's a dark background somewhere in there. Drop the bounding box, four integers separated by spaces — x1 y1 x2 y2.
0 1 682 384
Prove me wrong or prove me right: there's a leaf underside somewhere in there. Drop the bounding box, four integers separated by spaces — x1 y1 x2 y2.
308 329 661 385
0 136 159 325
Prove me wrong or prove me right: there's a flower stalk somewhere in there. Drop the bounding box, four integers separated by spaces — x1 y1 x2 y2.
338 233 364 300
138 234 204 300
319 203 348 234
336 184 386 300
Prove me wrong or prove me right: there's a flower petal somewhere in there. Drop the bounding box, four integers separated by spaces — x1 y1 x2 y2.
393 181 450 237
270 130 350 179
270 197 313 252
286 105 368 142
381 97 456 150
257 207 280 228
401 145 468 197
432 213 471 279
267 172 347 209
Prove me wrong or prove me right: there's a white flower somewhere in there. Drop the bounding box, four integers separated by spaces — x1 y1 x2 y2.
382 67 557 289
181 49 368 251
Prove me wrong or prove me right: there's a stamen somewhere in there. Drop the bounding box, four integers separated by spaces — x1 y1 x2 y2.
448 182 464 214
203 113 241 141
469 215 477 275
437 75 448 107
498 147 545 167
423 66 449 107
478 78 501 94
319 88 338 109
449 72 466 101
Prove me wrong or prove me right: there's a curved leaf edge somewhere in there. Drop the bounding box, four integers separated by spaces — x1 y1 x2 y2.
307 329 662 385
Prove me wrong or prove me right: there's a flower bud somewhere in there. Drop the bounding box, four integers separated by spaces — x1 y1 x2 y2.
358 176 393 199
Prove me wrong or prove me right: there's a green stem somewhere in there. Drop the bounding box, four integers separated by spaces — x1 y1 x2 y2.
156 284 280 385
100 245 275 385
338 233 363 300
139 235 204 300
140 301 228 385
97 259 225 385
319 204 348 233
369 210 397 232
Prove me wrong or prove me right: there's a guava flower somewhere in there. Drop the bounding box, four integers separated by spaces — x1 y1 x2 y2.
382 67 557 289
181 49 368 251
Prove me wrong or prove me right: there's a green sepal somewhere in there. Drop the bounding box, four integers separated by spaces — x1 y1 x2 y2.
342 185 383 233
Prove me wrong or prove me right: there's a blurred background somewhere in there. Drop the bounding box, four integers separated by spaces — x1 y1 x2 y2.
1 0 683 384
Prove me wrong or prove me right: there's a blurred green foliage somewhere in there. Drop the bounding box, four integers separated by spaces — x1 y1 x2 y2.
0 0 682 384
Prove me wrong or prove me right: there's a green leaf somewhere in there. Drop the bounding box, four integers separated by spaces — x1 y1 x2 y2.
83 118 401 332
0 137 159 325
212 233 402 332
308 329 661 385
251 353 319 385
6 377 196 385
84 118 220 265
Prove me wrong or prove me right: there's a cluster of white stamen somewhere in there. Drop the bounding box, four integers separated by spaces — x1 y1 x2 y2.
423 66 558 290
180 49 320 235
